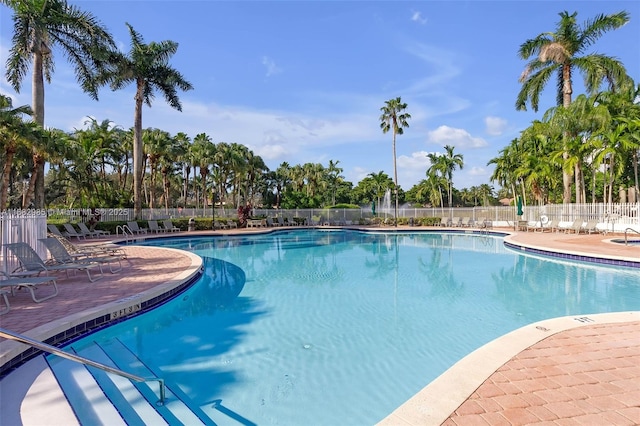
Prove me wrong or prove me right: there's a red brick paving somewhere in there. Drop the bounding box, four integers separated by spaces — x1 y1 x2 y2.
0 244 192 334
443 321 640 425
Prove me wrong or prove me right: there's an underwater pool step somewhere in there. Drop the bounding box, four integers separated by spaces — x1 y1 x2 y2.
46 348 130 426
47 340 213 426
97 338 215 425
76 343 168 426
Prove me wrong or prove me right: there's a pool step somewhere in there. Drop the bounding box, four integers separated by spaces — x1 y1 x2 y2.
47 341 214 425
98 338 215 425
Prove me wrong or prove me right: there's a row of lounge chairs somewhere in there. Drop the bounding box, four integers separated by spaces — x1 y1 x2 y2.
48 223 111 240
245 216 304 228
1 236 127 314
49 220 182 239
131 220 181 234
525 218 603 234
439 216 491 228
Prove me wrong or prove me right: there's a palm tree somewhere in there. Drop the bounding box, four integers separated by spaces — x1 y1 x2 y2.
144 128 173 209
173 132 191 204
3 0 115 208
191 133 215 209
367 171 392 211
441 145 464 207
380 97 411 224
516 10 631 203
274 162 291 208
326 160 344 206
0 94 33 210
427 153 445 208
98 23 193 218
427 147 463 208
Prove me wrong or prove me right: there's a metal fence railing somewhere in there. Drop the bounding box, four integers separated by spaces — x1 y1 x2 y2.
2 203 639 258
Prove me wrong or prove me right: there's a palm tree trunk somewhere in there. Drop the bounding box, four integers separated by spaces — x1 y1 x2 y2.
562 151 572 203
32 49 46 209
133 87 144 219
392 132 398 225
23 155 42 208
0 148 15 210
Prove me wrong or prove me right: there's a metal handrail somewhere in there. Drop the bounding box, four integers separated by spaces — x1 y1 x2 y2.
0 327 165 405
115 225 134 242
624 228 640 246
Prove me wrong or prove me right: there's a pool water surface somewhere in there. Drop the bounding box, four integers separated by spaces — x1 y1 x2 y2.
62 230 640 425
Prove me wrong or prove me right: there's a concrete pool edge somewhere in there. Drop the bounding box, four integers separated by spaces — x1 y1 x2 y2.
0 247 203 373
377 311 640 425
503 233 640 267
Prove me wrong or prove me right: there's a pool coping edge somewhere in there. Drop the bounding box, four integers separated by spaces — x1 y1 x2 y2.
377 311 640 425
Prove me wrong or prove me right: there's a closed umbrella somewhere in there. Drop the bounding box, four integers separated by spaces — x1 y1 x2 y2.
371 201 376 217
516 196 523 216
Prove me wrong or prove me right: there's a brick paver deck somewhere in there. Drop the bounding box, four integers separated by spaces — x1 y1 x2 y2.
1 227 639 425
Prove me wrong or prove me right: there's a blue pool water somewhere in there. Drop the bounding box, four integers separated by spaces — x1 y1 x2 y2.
64 230 640 425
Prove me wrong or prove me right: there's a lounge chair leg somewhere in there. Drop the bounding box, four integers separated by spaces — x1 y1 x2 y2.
22 280 59 303
0 290 10 315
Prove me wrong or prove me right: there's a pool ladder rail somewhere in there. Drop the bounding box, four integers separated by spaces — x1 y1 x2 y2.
0 327 166 404
624 227 640 246
116 224 138 243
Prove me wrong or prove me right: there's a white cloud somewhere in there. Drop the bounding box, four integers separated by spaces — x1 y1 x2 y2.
410 11 427 25
398 150 430 170
397 151 431 187
484 116 507 136
262 56 282 77
427 125 487 148
468 166 486 176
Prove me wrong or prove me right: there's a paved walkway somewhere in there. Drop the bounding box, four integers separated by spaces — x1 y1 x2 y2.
1 227 639 425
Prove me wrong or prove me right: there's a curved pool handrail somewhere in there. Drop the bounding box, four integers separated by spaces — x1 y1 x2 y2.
0 327 165 405
624 228 640 246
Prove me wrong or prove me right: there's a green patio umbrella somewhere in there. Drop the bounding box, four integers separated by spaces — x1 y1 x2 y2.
371 201 376 216
516 196 523 216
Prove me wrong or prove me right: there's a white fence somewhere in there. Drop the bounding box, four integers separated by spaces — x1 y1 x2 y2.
40 203 640 232
2 203 639 260
1 209 47 274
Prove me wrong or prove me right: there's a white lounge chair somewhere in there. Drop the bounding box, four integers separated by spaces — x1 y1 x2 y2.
62 223 87 240
40 237 122 274
0 270 58 305
582 219 600 234
77 222 110 238
162 220 181 232
563 219 585 234
127 221 148 235
148 220 165 233
49 233 127 260
6 242 104 282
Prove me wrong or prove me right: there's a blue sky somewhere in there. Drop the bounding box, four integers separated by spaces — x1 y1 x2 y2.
1 0 639 191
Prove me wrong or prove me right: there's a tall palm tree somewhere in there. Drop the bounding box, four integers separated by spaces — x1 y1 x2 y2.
326 159 344 206
427 147 463 208
173 132 192 204
440 145 464 207
380 97 411 224
426 156 446 208
516 10 631 203
144 128 173 209
98 23 193 218
191 133 215 209
274 162 291 209
3 0 115 208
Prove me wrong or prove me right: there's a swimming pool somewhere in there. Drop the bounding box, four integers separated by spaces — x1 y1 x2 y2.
55 230 640 425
